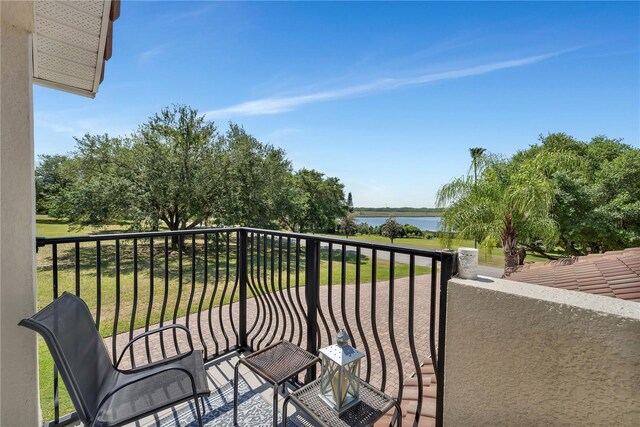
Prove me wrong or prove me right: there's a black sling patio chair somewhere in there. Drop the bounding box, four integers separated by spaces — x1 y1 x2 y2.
20 292 210 427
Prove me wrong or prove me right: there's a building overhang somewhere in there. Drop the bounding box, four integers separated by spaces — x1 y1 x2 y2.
32 0 120 98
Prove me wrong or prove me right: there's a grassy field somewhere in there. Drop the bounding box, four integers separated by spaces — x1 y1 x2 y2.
323 233 551 268
35 216 429 420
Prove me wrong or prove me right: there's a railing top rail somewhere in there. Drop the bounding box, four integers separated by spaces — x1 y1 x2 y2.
36 227 240 246
243 227 448 259
36 226 450 259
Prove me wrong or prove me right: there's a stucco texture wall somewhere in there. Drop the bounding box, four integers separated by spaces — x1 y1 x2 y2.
443 277 640 426
1 2 40 426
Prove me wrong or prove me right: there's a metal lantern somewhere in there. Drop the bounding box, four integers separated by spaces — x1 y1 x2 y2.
318 329 365 414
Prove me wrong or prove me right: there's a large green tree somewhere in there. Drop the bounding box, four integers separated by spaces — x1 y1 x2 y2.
35 154 71 214
214 123 294 228
347 192 354 213
53 106 291 232
55 106 222 233
338 212 357 238
132 104 223 230
47 105 348 238
53 133 133 227
282 169 346 233
513 133 639 254
381 217 403 244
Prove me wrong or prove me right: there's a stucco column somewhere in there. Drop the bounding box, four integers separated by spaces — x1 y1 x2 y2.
0 2 41 426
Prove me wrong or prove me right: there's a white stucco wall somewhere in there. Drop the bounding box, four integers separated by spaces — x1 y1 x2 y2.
443 276 640 426
0 2 40 426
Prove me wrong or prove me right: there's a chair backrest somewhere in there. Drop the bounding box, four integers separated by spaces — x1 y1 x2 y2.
20 292 114 424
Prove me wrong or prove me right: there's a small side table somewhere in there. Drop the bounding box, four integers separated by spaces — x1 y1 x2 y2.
233 340 319 426
282 377 402 427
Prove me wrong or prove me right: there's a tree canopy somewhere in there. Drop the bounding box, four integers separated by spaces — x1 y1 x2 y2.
381 218 403 244
338 212 357 238
437 133 639 274
38 105 347 234
35 154 70 215
281 169 347 233
513 133 640 254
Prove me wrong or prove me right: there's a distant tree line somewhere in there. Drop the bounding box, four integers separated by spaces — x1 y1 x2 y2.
437 133 639 274
338 216 438 242
353 207 442 217
36 105 348 236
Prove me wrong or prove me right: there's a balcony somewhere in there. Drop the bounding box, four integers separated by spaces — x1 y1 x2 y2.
35 227 457 426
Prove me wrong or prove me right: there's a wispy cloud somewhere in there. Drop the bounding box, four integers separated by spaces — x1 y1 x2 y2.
205 50 572 118
35 111 134 140
265 128 301 141
38 121 79 135
138 45 167 64
156 4 216 25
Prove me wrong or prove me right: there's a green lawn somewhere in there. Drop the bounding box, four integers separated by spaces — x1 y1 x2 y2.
323 233 551 268
35 216 429 421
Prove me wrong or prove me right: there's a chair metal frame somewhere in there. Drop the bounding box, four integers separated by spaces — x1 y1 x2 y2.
20 292 209 427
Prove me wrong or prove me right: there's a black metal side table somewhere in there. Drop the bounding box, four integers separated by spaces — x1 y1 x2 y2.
282 377 402 427
233 340 319 426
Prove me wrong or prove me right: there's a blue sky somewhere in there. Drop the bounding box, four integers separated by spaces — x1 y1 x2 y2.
34 1 640 207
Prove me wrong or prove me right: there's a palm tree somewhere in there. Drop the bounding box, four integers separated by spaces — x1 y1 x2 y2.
468 147 486 247
436 153 560 276
469 147 487 184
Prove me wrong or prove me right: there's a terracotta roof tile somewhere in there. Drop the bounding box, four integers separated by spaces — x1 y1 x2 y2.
509 248 640 302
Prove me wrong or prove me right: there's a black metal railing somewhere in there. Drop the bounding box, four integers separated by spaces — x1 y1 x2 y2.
36 227 456 427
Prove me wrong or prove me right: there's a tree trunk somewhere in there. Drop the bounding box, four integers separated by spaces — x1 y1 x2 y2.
162 217 185 252
517 246 526 265
502 212 519 277
170 234 182 251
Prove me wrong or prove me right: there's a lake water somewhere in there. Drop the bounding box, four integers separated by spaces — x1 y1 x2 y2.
355 216 442 232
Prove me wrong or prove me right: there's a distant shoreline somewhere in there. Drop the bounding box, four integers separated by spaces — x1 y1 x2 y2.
354 208 443 217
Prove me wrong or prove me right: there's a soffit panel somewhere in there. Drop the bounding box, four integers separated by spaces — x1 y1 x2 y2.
36 1 103 34
33 0 117 98
36 37 98 67
35 15 100 52
36 68 95 91
38 53 96 82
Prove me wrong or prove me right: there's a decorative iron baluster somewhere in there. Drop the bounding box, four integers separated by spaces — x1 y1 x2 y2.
369 249 386 390
129 238 139 367
219 231 232 351
197 233 210 359
354 246 372 380
145 237 154 363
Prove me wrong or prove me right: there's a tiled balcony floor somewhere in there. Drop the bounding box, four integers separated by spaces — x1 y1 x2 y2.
131 351 310 427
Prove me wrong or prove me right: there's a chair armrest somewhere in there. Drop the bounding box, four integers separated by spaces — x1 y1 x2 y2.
115 324 194 369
